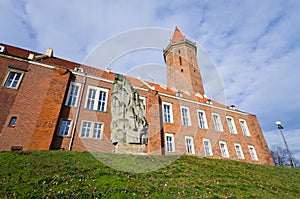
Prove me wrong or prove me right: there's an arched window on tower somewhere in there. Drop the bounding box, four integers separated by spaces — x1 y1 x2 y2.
179 57 182 65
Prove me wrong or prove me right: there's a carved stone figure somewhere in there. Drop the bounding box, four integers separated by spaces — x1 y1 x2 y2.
111 74 148 145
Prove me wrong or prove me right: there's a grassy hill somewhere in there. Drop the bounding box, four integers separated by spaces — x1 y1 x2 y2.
0 151 299 198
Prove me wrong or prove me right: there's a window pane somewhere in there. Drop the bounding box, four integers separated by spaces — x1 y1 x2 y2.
93 123 103 139
59 120 71 136
4 72 22 88
163 104 171 123
9 117 17 127
86 89 96 109
81 122 91 137
97 91 107 111
198 112 205 128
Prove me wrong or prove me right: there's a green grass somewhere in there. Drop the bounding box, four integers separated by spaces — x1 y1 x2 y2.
0 151 299 198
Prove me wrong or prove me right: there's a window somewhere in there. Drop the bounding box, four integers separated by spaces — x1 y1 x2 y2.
165 133 175 152
248 145 258 161
234 143 245 159
58 119 72 136
181 106 191 126
85 86 109 112
239 119 250 136
185 136 195 154
81 121 92 138
81 121 104 139
212 113 223 132
3 70 24 89
197 110 208 129
219 141 229 158
8 116 17 127
226 116 237 134
162 102 173 123
93 123 103 139
66 82 81 107
203 139 213 156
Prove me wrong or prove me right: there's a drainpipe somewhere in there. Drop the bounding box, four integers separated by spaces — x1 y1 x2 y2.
68 73 87 151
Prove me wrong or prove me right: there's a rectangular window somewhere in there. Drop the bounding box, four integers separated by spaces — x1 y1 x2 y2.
185 136 195 154
165 133 175 152
81 121 92 138
3 70 24 89
93 123 103 139
66 82 81 107
219 141 229 158
248 145 258 161
203 138 213 156
197 110 208 129
226 116 237 134
234 143 245 159
181 106 191 126
213 113 223 132
85 86 109 112
80 121 104 139
58 119 72 136
162 102 173 123
239 119 251 136
8 116 17 127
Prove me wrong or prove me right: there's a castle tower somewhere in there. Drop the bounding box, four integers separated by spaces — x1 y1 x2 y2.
163 27 205 95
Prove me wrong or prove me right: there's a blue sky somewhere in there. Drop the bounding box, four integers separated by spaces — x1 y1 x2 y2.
1 0 300 160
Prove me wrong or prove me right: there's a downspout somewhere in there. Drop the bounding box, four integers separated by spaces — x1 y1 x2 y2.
68 73 87 151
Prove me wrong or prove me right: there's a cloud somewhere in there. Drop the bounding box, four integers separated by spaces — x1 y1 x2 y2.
1 0 300 158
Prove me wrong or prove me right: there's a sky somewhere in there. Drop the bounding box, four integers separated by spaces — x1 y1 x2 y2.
1 0 300 160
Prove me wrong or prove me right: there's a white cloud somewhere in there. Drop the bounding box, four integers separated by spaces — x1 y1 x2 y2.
1 0 300 160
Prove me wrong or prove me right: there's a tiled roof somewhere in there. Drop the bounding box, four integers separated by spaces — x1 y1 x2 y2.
171 27 185 42
0 42 243 113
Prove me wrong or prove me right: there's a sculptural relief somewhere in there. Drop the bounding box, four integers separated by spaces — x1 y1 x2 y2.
111 74 148 145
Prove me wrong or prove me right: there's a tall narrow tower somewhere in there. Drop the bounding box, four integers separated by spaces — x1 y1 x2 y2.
163 27 205 95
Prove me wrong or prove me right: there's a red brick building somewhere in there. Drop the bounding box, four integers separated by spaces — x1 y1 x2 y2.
0 28 274 165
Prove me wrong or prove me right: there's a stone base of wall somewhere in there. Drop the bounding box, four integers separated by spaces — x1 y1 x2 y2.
114 143 147 154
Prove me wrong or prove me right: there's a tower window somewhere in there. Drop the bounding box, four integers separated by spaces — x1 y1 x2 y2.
178 49 181 54
181 69 183 72
8 117 17 127
179 57 182 65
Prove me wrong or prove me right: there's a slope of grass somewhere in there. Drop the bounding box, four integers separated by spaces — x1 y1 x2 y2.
0 151 299 198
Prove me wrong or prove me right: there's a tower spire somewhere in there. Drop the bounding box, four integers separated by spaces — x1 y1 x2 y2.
171 27 185 42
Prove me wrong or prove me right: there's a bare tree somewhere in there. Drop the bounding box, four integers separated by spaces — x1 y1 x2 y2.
271 145 299 168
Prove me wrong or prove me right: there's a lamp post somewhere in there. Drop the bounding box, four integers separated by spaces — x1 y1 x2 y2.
275 121 296 168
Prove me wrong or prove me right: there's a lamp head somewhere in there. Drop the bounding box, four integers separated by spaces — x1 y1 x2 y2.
275 121 281 126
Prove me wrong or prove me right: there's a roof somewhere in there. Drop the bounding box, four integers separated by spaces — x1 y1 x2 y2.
0 43 78 70
171 27 185 42
0 42 245 114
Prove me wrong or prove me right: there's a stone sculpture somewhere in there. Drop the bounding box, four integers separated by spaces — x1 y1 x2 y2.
111 74 148 145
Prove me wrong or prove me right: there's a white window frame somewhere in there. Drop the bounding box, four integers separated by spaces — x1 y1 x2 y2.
226 116 237 134
212 113 223 132
219 141 229 158
165 133 175 152
80 121 104 139
3 69 24 89
162 102 173 123
85 86 109 112
180 106 192 126
239 119 251 136
203 138 213 156
234 143 245 159
197 110 208 129
93 122 104 139
248 145 258 161
58 119 72 137
65 82 81 107
185 136 195 154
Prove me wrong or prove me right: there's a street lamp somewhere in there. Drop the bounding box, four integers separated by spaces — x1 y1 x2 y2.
275 121 296 168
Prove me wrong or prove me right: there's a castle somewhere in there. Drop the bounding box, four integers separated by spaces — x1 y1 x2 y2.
0 28 274 165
